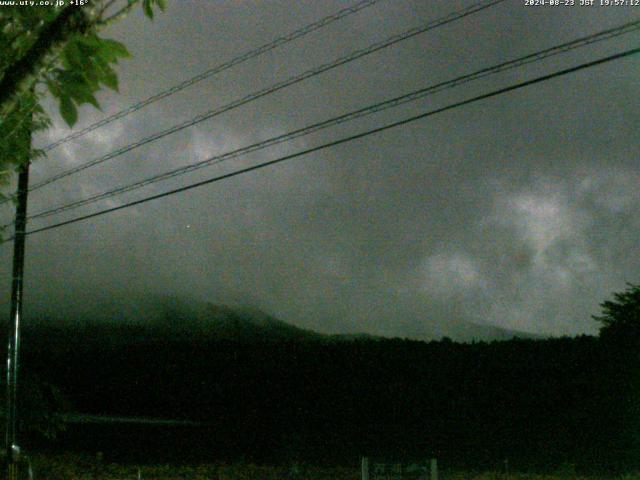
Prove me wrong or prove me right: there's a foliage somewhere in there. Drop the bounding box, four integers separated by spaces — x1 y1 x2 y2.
0 91 49 193
15 454 640 480
0 0 166 189
10 289 640 472
0 374 71 440
15 321 636 472
46 32 131 126
19 375 72 440
142 0 166 19
593 283 640 345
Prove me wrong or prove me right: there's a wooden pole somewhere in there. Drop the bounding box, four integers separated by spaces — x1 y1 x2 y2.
430 458 438 480
361 457 369 480
5 111 31 480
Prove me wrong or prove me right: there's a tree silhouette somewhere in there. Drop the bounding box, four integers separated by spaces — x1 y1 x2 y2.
593 283 640 346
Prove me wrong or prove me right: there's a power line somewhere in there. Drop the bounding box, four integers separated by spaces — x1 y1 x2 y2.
38 0 383 153
25 0 506 194
4 46 636 243
1 1 379 156
29 0 505 191
19 20 640 224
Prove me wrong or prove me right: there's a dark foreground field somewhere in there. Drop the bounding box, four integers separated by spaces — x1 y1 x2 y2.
4 454 637 480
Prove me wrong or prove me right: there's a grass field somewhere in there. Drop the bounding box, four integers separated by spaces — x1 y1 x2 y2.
7 454 637 480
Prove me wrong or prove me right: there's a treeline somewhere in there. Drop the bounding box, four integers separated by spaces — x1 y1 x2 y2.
10 325 639 473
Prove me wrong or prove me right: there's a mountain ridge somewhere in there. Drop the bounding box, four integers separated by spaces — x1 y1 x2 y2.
24 294 545 344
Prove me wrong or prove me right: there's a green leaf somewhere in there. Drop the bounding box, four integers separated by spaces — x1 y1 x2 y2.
45 77 62 98
30 147 46 160
69 86 100 109
98 38 131 62
61 41 81 70
94 63 118 92
56 68 103 109
58 70 93 95
156 0 167 11
142 0 154 19
59 95 78 127
101 68 119 92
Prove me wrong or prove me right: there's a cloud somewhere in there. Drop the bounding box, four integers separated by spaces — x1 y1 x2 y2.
420 252 484 296
475 168 638 335
0 1 638 341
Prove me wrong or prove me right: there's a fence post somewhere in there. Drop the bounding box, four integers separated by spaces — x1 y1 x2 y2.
361 456 369 480
430 458 437 480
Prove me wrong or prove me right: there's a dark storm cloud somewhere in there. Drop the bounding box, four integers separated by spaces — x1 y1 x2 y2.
1 0 638 339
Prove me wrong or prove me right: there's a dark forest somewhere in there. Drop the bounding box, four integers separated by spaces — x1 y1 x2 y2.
5 287 639 475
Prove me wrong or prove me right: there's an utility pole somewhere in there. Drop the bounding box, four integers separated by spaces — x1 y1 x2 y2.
5 114 32 480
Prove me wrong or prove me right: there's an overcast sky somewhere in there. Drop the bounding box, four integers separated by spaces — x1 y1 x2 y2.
1 0 638 339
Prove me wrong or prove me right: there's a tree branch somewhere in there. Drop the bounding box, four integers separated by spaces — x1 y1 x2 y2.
98 0 139 26
0 6 92 116
98 0 120 18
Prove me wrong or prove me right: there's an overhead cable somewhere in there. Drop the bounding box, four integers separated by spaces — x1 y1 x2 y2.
25 0 506 193
20 20 640 223
38 0 384 153
3 46 635 243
